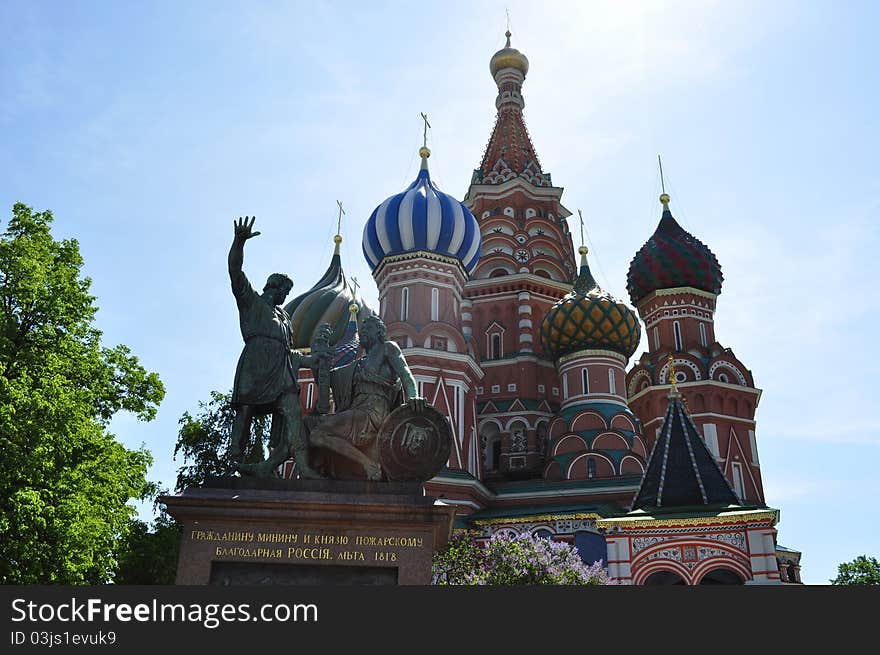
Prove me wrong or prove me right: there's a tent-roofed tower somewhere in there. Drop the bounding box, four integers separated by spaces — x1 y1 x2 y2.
599 366 782 585
625 193 766 505
452 31 577 483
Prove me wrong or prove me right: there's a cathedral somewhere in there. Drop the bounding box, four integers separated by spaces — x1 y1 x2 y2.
284 33 802 585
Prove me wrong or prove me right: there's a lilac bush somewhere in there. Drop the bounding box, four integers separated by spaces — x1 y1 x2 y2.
433 531 612 585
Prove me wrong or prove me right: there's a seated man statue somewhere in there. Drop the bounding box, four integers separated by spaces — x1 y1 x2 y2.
302 315 425 480
227 216 323 478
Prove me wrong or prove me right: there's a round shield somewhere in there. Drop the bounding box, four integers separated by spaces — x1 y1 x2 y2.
378 404 452 482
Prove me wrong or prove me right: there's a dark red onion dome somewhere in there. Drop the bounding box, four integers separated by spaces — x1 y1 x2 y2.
541 247 641 360
626 194 723 304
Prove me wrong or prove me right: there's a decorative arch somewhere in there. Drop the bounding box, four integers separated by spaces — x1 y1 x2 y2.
610 413 636 432
567 452 615 479
628 369 652 397
570 411 607 432
620 455 645 475
709 360 747 385
634 560 692 585
549 417 569 439
658 357 703 384
631 436 648 459
553 434 588 456
591 432 630 451
692 557 751 584
504 417 532 432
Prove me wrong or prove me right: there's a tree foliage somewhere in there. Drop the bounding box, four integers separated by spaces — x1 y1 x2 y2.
173 390 269 492
432 531 612 585
114 508 181 585
0 203 165 583
830 555 880 586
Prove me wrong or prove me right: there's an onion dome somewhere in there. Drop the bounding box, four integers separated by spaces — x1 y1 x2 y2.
332 303 361 367
284 235 373 349
627 194 723 305
362 147 481 274
540 247 641 360
490 30 529 77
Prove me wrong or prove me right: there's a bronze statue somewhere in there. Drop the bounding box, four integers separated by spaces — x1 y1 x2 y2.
302 315 427 480
227 216 324 478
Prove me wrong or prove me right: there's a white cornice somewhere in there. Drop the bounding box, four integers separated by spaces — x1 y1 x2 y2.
466 273 572 296
402 347 485 379
480 354 556 369
627 379 762 404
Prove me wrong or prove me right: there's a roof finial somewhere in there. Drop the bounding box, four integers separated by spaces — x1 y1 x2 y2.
658 155 671 209
419 112 432 165
351 275 360 299
668 354 680 396
334 200 345 254
577 209 588 266
505 8 511 46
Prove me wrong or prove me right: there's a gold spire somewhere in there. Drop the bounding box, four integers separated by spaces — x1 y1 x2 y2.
668 354 680 396
660 193 671 211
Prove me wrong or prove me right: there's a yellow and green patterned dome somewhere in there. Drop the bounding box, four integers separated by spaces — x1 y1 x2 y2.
540 247 641 360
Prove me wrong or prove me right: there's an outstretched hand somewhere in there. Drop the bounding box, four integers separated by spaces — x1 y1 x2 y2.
234 216 261 242
407 397 427 413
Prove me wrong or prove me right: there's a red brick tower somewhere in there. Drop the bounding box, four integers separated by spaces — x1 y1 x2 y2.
461 31 578 480
362 146 484 475
625 194 765 503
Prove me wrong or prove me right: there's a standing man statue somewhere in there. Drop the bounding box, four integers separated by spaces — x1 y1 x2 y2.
227 216 322 478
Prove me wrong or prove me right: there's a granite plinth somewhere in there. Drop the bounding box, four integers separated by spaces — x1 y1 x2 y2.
161 477 455 585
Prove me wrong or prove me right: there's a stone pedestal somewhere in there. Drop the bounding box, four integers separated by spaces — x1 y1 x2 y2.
161 478 456 585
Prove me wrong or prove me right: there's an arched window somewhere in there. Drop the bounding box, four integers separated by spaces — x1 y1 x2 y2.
431 288 439 321
582 368 589 394
653 327 659 350
491 334 502 360
401 287 409 321
608 369 616 395
587 458 596 479
699 322 707 347
673 321 683 351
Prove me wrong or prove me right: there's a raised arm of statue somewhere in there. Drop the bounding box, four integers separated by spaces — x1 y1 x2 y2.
229 216 261 299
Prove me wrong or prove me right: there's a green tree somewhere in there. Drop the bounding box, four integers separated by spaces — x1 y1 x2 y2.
0 203 164 583
433 531 612 585
114 507 181 585
173 389 269 492
110 391 270 584
830 555 880 585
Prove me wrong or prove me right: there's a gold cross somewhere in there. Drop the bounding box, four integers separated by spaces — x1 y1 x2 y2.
420 112 431 149
578 209 585 249
351 276 360 298
668 354 677 390
336 200 345 236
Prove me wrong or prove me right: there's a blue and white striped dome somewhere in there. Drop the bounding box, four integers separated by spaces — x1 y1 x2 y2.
362 150 481 274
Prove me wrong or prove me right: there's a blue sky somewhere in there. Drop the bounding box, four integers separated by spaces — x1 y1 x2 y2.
1 1 877 584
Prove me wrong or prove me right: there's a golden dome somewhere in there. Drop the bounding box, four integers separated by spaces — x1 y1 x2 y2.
490 31 529 77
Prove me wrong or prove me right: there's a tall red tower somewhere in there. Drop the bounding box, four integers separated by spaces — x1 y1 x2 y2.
461 31 578 479
625 194 765 504
362 146 484 475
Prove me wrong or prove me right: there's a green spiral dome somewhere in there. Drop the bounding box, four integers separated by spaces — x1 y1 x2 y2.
540 252 641 360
